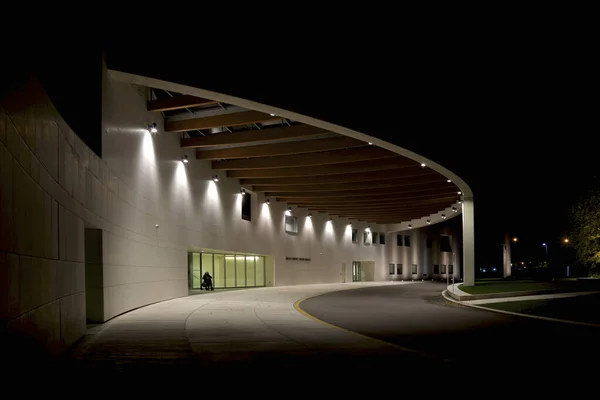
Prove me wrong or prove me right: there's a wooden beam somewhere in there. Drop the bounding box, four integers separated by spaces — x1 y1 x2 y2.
337 213 434 219
277 191 459 203
183 125 327 148
195 136 363 160
166 110 280 132
292 195 460 207
147 95 217 112
251 176 447 192
307 203 453 212
264 182 455 198
213 147 395 170
241 169 439 186
274 188 458 200
226 156 417 178
308 204 447 212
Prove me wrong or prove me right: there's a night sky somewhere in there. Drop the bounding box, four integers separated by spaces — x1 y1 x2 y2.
16 39 595 269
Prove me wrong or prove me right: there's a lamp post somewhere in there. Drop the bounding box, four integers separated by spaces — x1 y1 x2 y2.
542 242 548 257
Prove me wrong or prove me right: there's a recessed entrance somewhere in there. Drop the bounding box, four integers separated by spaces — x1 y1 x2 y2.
352 261 362 282
188 251 267 289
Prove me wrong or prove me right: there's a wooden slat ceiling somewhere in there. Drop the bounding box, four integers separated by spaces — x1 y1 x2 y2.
153 88 461 224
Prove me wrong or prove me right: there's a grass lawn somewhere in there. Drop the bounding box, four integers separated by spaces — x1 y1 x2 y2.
480 293 600 325
459 280 558 294
459 278 600 295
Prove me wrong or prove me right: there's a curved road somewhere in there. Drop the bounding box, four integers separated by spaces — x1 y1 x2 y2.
300 282 599 381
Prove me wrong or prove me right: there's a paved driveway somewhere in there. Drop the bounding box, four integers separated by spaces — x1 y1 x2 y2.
27 281 597 394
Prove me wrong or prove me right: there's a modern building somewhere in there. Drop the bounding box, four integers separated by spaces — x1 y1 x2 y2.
0 50 474 358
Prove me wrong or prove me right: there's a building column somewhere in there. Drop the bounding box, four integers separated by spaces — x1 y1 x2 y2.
503 232 512 278
462 197 475 286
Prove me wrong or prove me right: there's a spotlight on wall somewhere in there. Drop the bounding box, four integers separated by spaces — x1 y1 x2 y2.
457 191 462 195
452 207 458 212
441 214 447 219
212 174 219 182
270 113 276 116
155 224 160 228
181 155 188 163
426 219 431 224
458 199 462 204
285 207 292 216
368 142 373 145
265 198 270 205
241 188 246 196
447 179 452 183
307 213 312 218
420 163 426 167
329 218 333 222
149 123 158 134
365 225 371 232
408 224 412 229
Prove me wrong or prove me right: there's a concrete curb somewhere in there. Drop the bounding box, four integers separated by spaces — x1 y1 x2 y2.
446 285 595 301
441 290 600 328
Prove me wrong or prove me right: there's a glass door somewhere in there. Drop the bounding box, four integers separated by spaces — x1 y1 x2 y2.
352 262 361 282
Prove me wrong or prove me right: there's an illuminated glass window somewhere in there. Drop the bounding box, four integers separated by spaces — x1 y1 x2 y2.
285 215 298 234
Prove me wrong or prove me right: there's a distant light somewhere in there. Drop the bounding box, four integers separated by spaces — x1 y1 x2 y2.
542 242 546 246
368 142 373 145
457 191 462 195
270 113 276 116
181 155 188 163
492 268 496 272
513 237 518 242
213 174 219 182
482 269 487 273
447 179 452 183
420 163 426 167
149 123 158 134
564 238 569 243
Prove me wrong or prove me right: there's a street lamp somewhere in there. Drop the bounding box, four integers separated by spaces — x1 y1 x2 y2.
542 242 548 257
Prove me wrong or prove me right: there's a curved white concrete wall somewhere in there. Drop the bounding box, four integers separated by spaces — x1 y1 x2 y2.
0 71 461 356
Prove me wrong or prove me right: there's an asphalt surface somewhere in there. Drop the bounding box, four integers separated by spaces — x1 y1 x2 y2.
300 282 600 383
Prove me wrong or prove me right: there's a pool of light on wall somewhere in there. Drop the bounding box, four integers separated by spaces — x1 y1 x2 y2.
141 130 155 162
324 219 334 238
